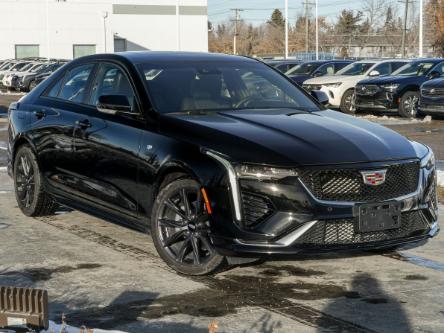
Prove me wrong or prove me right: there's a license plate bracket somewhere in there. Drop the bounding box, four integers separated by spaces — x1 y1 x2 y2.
356 201 401 233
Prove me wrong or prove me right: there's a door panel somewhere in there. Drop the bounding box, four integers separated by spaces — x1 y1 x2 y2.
71 114 142 217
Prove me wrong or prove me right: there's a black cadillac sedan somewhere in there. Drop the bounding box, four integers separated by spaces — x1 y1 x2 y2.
7 52 439 275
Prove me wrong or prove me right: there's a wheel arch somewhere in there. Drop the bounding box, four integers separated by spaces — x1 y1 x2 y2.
11 135 38 169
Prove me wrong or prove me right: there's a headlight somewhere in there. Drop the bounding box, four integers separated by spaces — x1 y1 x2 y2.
380 83 399 92
322 82 342 88
420 149 435 170
235 165 298 180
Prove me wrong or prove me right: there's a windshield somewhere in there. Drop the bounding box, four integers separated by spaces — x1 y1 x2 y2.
336 62 374 76
285 62 321 75
138 61 321 113
391 62 435 76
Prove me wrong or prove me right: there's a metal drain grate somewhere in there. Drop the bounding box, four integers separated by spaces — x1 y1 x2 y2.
0 286 48 330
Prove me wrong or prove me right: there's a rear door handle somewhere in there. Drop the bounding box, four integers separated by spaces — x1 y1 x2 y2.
75 119 92 129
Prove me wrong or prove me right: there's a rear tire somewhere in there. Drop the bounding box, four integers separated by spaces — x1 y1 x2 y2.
151 178 225 275
340 89 356 114
398 91 419 118
13 146 57 217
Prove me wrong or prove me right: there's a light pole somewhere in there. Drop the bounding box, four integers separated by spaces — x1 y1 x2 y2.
315 0 318 60
102 11 108 53
285 0 289 59
45 0 50 60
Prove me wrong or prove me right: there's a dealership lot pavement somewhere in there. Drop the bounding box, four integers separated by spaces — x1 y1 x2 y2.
1 94 444 333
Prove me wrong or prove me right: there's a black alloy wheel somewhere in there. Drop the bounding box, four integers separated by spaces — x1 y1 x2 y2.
151 178 224 275
13 146 56 216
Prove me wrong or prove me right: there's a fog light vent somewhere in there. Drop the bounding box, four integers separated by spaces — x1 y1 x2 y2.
241 192 274 228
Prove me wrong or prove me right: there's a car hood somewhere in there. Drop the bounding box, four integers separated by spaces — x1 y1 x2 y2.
288 74 311 85
422 77 444 88
358 75 425 85
304 75 367 85
160 109 418 166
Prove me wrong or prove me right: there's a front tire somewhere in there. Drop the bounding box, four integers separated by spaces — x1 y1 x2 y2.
151 178 224 275
13 146 56 217
398 91 419 118
340 89 356 114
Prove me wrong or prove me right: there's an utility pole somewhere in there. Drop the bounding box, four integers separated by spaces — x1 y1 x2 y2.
302 1 315 54
401 0 409 57
230 8 243 55
419 0 423 57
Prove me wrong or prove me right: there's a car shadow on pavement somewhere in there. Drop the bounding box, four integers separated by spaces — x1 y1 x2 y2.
318 273 413 333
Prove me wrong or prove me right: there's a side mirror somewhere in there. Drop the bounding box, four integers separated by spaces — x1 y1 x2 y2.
427 71 440 80
311 90 329 106
369 70 380 77
97 95 132 115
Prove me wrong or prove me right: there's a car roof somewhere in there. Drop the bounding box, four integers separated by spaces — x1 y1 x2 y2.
75 51 261 65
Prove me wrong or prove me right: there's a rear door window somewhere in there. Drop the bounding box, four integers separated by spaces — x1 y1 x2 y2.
46 64 95 103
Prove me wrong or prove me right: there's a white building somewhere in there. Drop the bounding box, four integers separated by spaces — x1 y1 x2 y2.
0 0 208 60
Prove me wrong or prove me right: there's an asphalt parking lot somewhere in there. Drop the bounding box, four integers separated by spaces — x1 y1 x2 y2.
0 93 444 333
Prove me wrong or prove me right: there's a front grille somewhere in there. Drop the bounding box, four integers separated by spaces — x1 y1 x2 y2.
294 210 429 246
356 84 379 96
421 87 444 97
241 192 274 228
299 162 419 202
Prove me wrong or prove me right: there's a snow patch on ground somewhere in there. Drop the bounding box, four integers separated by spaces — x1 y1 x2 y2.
0 90 25 96
0 166 7 172
40 321 128 333
358 114 433 125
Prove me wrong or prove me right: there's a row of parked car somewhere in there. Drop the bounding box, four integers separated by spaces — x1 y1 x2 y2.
0 57 67 92
266 58 444 118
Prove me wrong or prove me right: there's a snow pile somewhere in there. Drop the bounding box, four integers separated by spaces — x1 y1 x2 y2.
40 321 128 333
437 169 444 187
358 114 433 125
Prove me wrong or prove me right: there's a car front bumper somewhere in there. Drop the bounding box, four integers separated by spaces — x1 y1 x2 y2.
210 161 439 256
355 90 400 111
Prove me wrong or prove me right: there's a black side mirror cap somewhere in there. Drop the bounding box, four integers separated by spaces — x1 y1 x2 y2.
311 90 329 106
97 95 132 115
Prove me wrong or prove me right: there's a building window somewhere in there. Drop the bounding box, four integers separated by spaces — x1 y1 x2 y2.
15 45 39 59
73 44 96 59
114 37 127 52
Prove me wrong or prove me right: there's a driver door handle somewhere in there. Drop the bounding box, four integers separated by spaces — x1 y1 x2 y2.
75 119 91 129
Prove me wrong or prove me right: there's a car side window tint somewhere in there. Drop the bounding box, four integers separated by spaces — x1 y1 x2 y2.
89 63 137 113
392 62 407 72
431 62 444 74
57 64 94 103
334 63 349 72
374 63 391 76
316 64 334 75
46 73 65 97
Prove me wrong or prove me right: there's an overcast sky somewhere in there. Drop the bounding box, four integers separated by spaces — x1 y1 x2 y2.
208 0 389 25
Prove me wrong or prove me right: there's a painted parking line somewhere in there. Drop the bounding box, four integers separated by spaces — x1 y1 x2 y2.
383 252 444 273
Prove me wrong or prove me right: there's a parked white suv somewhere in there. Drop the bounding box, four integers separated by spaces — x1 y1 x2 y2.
303 59 409 113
